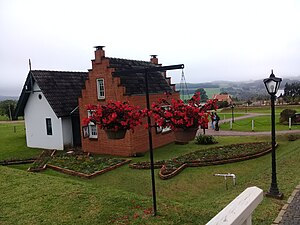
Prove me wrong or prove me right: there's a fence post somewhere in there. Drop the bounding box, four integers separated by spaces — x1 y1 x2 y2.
206 186 263 225
289 117 292 130
252 120 254 132
230 120 232 130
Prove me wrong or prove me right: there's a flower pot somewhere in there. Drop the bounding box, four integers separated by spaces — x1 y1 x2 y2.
105 129 127 139
174 127 198 144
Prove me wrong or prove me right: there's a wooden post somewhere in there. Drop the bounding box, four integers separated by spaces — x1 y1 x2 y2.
206 186 263 225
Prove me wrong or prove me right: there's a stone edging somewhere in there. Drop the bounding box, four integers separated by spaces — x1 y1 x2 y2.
272 184 300 225
0 158 36 165
47 159 131 179
158 146 273 180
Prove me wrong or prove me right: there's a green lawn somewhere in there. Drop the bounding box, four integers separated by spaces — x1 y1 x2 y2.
0 123 41 160
220 115 300 132
1 122 300 224
221 104 300 114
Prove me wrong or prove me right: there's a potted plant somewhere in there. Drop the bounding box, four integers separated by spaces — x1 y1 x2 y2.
151 92 217 143
83 101 146 139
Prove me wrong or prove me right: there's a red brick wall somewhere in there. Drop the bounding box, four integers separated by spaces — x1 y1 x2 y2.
78 48 180 156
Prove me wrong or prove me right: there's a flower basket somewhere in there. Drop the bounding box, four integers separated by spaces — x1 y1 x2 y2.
105 129 127 140
174 127 198 144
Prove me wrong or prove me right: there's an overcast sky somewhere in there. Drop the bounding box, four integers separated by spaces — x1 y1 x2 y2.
1 0 300 96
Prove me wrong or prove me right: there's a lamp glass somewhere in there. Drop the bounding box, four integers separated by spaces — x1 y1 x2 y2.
265 80 278 95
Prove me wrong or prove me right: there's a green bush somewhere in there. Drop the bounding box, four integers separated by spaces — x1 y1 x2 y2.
286 134 300 141
280 109 296 124
195 134 218 145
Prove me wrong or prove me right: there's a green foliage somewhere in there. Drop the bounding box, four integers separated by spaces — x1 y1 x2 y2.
194 88 208 102
284 82 300 103
286 134 300 141
217 101 229 109
280 109 297 124
195 134 218 145
0 100 17 119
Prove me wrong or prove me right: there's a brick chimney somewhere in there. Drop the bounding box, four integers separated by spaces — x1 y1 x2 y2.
150 55 158 64
94 46 105 63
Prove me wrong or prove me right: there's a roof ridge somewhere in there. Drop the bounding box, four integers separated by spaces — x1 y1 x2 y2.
107 57 154 64
31 69 88 74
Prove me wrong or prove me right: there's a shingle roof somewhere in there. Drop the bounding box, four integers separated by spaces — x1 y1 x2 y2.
15 70 88 118
109 58 174 95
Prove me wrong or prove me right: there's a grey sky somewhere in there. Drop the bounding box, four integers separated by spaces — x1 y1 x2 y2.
1 0 300 96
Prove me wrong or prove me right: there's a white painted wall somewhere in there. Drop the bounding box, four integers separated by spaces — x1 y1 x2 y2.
24 83 64 150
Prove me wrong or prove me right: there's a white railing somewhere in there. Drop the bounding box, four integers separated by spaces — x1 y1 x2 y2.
206 186 263 225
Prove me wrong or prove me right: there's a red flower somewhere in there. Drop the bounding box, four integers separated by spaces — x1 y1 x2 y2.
151 92 218 130
83 101 146 131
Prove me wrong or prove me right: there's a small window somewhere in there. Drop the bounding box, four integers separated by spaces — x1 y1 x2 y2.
46 118 52 135
97 78 105 100
156 105 172 134
88 111 98 139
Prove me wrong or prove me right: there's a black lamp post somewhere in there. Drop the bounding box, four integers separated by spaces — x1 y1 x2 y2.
231 104 235 123
263 70 283 199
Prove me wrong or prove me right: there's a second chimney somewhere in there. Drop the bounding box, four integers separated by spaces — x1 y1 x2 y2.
150 55 158 64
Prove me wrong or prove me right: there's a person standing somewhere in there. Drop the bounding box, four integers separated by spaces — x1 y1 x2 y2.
210 112 215 130
215 112 220 131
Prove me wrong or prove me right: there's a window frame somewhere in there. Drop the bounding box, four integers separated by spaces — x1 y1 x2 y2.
46 118 53 135
96 78 105 100
87 110 98 139
156 105 172 134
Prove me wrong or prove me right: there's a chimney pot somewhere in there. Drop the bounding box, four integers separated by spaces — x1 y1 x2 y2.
150 55 158 64
94 45 105 63
94 46 105 50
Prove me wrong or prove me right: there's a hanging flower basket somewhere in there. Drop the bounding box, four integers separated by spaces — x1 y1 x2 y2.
174 127 198 144
105 129 127 140
83 101 147 141
151 92 218 144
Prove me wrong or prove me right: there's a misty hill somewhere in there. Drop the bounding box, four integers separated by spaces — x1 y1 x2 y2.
175 76 300 100
0 96 18 101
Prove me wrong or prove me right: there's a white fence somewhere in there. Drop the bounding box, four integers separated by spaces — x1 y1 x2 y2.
206 186 263 225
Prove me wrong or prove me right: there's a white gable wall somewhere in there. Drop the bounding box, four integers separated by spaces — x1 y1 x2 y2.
24 83 65 150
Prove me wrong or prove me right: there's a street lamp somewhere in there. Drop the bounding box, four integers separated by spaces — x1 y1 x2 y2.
231 104 235 123
263 70 283 199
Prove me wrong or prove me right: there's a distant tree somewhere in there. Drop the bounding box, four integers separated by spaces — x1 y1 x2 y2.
0 100 17 120
195 88 208 102
284 82 300 103
219 91 229 95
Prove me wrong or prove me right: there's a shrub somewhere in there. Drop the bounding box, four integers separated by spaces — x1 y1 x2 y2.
195 134 218 145
286 134 300 141
280 109 296 124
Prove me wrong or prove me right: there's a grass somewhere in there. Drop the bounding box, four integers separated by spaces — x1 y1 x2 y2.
0 123 41 161
221 104 300 114
1 122 300 224
0 115 9 120
220 115 300 132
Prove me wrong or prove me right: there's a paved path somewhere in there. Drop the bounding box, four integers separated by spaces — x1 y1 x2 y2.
273 184 300 225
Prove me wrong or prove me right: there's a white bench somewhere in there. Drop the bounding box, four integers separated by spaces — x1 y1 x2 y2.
206 186 263 225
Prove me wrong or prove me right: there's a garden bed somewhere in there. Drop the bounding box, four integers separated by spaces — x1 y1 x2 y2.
47 153 131 178
130 142 273 179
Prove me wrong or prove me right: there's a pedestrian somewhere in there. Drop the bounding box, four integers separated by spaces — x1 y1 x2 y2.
210 112 215 130
215 112 220 131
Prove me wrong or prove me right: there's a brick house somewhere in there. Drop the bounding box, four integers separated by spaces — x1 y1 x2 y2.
212 93 233 105
15 47 179 155
79 46 180 156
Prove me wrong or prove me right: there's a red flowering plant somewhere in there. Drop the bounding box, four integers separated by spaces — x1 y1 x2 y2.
82 101 146 132
151 92 218 130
